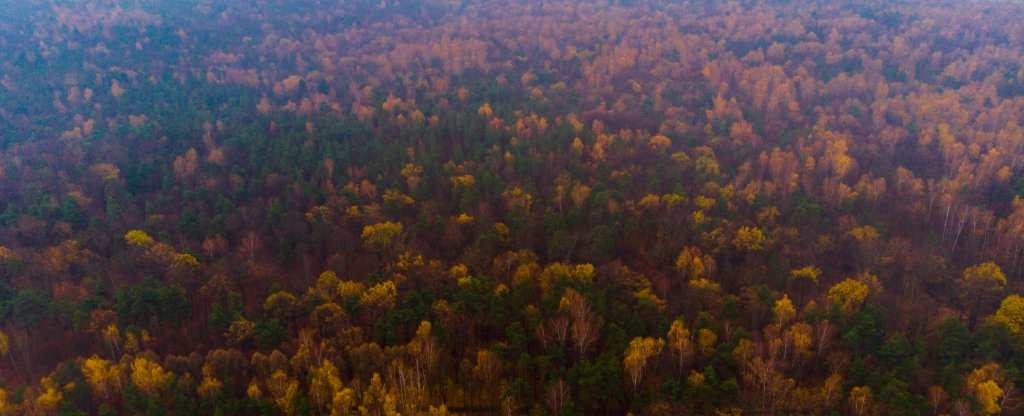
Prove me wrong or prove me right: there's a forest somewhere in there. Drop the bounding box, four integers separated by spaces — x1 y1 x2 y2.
3 0 1024 414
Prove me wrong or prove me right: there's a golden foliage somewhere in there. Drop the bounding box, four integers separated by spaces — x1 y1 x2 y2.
624 336 665 392
130 357 172 395
124 230 155 247
992 294 1024 334
827 278 870 312
733 226 767 251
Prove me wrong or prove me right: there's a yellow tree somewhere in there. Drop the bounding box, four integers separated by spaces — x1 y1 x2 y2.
697 328 718 358
774 294 797 327
124 230 155 247
827 278 869 312
267 369 299 416
733 226 767 251
82 355 118 400
362 221 404 270
130 357 172 396
992 294 1024 334
471 349 503 407
623 336 664 395
309 359 343 415
264 291 299 331
359 281 398 323
974 381 1003 416
966 363 1006 416
789 266 821 306
331 386 358 416
103 325 121 360
359 373 399 416
34 377 63 415
676 246 715 281
387 359 427 415
407 321 439 385
197 364 223 398
960 262 1007 329
849 386 872 416
666 319 693 376
0 329 8 378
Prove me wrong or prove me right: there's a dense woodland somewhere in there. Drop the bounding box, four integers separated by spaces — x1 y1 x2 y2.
4 0 1024 414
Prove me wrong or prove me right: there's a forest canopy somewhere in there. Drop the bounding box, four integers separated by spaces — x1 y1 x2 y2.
3 0 1024 415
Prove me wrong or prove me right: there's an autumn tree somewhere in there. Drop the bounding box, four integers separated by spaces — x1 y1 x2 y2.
130 356 173 396
82 355 119 401
966 364 1006 416
960 262 1007 329
992 294 1024 334
666 319 693 376
624 336 664 395
827 278 870 312
267 369 299 416
362 222 404 271
309 359 343 415
564 289 603 358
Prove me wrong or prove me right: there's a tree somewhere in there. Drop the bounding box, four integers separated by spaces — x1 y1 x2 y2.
197 365 223 398
471 349 503 408
676 246 715 281
789 266 820 305
623 336 664 395
130 357 173 396
359 373 398 416
774 294 797 326
649 134 672 151
667 319 693 376
564 289 603 358
82 355 118 401
124 230 155 247
173 148 199 185
848 386 872 416
362 222 404 257
309 359 343 415
35 376 63 414
966 364 1006 416
407 321 439 385
960 262 1007 329
267 369 299 416
733 227 767 251
827 278 869 312
742 353 795 415
331 386 358 416
0 329 8 377
992 294 1024 334
974 381 1003 416
264 291 299 323
359 281 397 322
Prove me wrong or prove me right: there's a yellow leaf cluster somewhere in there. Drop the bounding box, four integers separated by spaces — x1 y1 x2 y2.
774 294 797 325
992 294 1024 334
649 134 672 151
359 281 397 310
827 278 869 312
733 226 767 251
624 336 665 390
130 357 172 395
124 230 155 247
790 266 822 284
361 221 404 252
450 174 475 188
